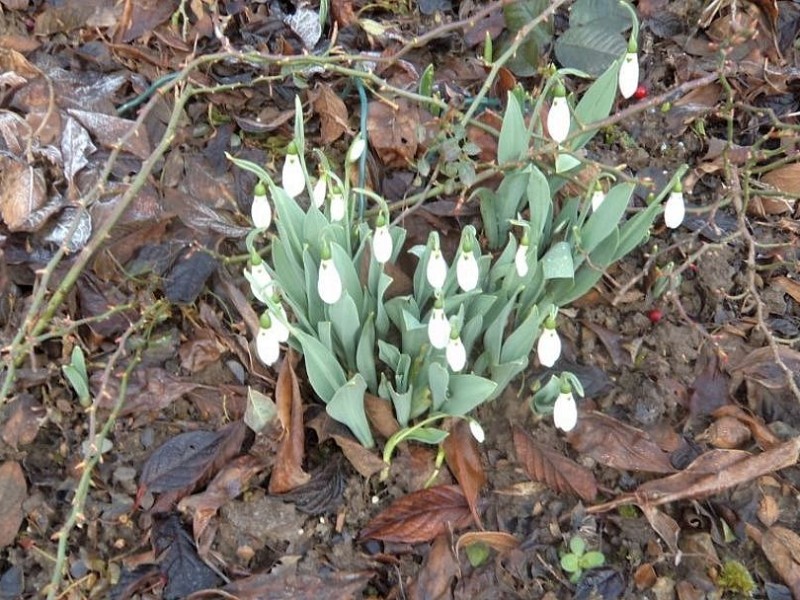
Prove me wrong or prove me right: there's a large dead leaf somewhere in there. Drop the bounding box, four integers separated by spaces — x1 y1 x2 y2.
360 485 473 544
759 526 800 597
1 394 45 449
0 461 27 549
566 412 676 474
0 157 49 231
223 561 373 600
312 83 350 144
410 535 459 600
67 108 151 159
512 425 598 503
367 99 422 168
762 162 800 196
443 419 486 527
268 354 311 494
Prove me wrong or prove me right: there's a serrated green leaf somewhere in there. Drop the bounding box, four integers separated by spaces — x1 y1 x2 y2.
326 374 373 448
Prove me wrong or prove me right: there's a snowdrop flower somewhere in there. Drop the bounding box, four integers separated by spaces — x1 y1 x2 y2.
317 244 342 304
553 389 578 432
468 419 485 443
372 215 393 264
269 300 290 343
256 313 281 367
329 188 347 222
346 135 366 164
456 239 480 292
515 231 529 277
547 84 570 144
250 182 272 229
426 235 448 290
537 317 561 367
664 182 685 229
244 254 273 303
427 297 450 350
312 176 327 209
282 144 305 198
446 330 467 372
591 182 606 212
618 39 639 100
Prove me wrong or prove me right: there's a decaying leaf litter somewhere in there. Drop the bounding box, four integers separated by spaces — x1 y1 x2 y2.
0 0 799 598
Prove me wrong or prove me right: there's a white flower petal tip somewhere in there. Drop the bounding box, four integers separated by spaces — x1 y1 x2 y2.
312 178 327 209
347 138 366 164
271 307 290 343
446 336 467 372
427 307 450 349
251 192 272 229
537 327 561 367
256 326 281 366
469 420 485 444
618 52 639 99
282 152 305 198
515 244 529 277
330 192 347 222
591 189 606 212
456 251 480 292
426 250 448 290
318 258 343 304
664 190 686 229
553 392 578 432
547 96 570 144
372 225 393 264
244 262 273 303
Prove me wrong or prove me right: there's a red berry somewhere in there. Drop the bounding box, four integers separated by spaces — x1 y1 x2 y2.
633 85 648 100
647 308 663 324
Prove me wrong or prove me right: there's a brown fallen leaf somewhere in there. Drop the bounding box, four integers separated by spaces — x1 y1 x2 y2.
331 434 386 479
0 461 27 549
268 353 311 494
567 412 676 474
758 526 800 597
360 485 473 544
0 157 50 231
312 82 350 144
223 562 373 600
68 108 151 159
710 404 780 450
513 425 598 503
640 505 680 556
773 276 800 305
1 393 45 449
443 419 486 528
455 531 520 556
410 534 459 600
689 349 731 418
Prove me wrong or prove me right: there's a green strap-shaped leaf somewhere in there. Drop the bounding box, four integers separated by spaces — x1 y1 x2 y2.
542 241 574 279
293 328 347 403
572 59 619 150
356 313 378 393
440 374 497 416
330 292 360 372
326 374 374 448
428 362 450 412
580 182 634 253
500 305 542 363
498 93 528 164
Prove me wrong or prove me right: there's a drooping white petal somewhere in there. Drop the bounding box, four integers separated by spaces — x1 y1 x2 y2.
515 243 529 277
553 391 578 432
427 307 450 349
547 96 570 144
469 420 485 443
318 257 342 304
664 190 685 229
426 250 448 290
251 192 272 229
244 261 273 304
446 336 467 372
372 225 393 264
347 137 366 164
456 250 480 292
312 177 327 209
591 188 606 211
271 305 290 342
282 152 305 198
618 52 639 99
329 191 347 222
537 327 561 367
256 325 281 366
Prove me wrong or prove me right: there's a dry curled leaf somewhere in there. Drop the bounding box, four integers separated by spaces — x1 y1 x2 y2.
443 419 486 527
360 485 473 544
0 461 27 549
312 83 350 144
513 425 598 503
759 526 800 597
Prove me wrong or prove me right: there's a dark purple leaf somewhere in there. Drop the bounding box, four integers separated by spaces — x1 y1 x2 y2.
139 430 225 494
164 247 217 304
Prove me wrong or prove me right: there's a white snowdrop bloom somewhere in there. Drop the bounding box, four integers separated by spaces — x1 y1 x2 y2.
446 334 467 372
469 420 485 443
329 190 347 222
317 257 342 304
347 136 366 164
372 224 393 264
244 259 273 303
591 186 606 212
426 249 448 290
427 306 450 350
618 51 639 99
250 182 272 229
256 317 281 367
282 150 305 198
664 189 685 229
456 248 480 292
547 94 570 144
270 304 290 343
312 177 327 209
537 326 561 367
553 391 578 432
515 241 529 277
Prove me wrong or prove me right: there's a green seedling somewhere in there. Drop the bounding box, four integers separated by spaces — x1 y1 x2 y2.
62 346 91 408
560 536 605 583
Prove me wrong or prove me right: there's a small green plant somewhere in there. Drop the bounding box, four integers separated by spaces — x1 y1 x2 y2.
717 560 756 597
62 346 91 408
560 536 606 583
